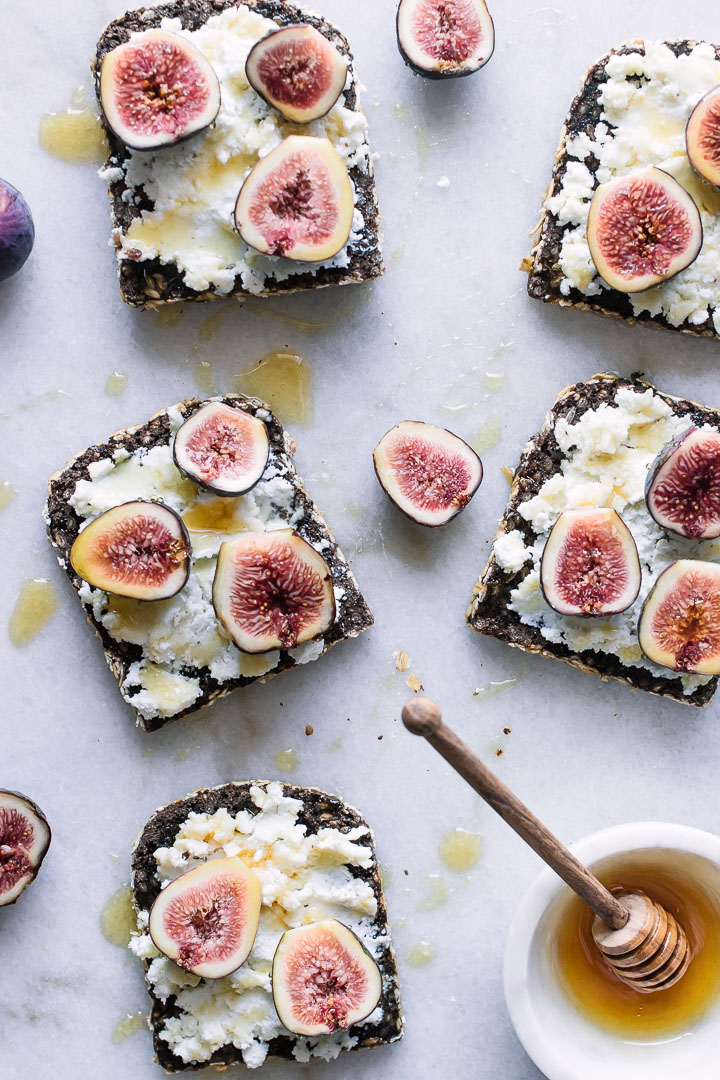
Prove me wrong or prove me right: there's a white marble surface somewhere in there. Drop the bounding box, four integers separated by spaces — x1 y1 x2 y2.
4 1 720 1077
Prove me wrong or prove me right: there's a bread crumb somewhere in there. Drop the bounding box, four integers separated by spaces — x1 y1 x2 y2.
501 465 514 485
503 727 511 735
305 725 314 736
394 649 410 672
406 673 424 693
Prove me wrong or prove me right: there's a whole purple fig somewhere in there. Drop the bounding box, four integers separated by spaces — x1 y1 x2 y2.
0 180 34 282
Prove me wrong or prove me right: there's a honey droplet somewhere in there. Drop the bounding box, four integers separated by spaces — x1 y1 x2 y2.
155 305 185 329
406 941 435 967
194 360 216 394
100 885 136 948
274 748 299 774
112 1012 146 1045
39 97 108 164
233 351 311 425
471 415 502 454
198 308 228 342
418 874 451 911
0 482 16 509
105 370 127 397
9 579 58 647
483 371 506 392
439 828 483 872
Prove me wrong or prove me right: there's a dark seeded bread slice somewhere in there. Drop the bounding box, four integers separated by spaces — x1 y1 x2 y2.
131 780 403 1071
45 395 373 731
525 40 720 340
467 373 720 707
93 0 383 309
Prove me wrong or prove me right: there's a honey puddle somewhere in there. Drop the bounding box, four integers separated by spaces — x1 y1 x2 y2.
39 86 108 164
418 874 451 911
155 305 185 329
233 351 311 425
105 370 128 397
274 749 299 774
544 849 720 1040
100 885 136 948
439 828 483 872
112 1012 146 1045
183 499 247 535
9 579 57 647
0 482 16 509
406 941 435 967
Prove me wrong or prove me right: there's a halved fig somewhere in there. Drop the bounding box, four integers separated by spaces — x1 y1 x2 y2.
234 135 353 262
373 420 482 527
272 919 382 1035
173 402 270 496
638 560 720 674
213 529 335 652
540 508 641 617
70 501 191 601
149 857 261 979
396 0 495 79
646 426 720 539
586 167 702 293
246 25 347 124
100 30 220 151
686 87 720 189
0 790 51 907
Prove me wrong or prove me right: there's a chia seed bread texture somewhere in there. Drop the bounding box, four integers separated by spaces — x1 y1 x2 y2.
525 40 720 340
467 373 720 706
131 781 404 1070
94 0 383 308
45 395 373 731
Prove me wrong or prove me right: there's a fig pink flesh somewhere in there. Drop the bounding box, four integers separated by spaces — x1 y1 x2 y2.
281 925 372 1031
586 169 702 292
411 0 485 62
687 89 720 186
175 403 268 492
110 37 214 139
641 562 720 673
0 807 34 898
256 34 336 109
378 424 481 524
542 510 640 616
160 872 250 972
213 531 334 652
76 508 187 594
648 429 720 538
248 150 339 256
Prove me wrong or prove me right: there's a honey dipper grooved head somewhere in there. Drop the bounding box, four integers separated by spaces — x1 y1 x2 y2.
591 890 691 993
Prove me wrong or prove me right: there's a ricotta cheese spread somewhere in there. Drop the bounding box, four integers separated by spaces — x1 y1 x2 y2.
103 5 372 295
130 782 389 1068
493 385 720 694
546 42 720 329
69 403 348 720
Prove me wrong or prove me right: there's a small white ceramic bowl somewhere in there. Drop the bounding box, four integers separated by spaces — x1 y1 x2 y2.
504 822 720 1080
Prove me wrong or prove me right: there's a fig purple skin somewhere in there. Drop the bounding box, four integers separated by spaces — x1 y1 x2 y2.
0 180 34 283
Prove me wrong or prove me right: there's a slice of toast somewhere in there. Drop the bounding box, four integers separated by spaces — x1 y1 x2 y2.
130 781 403 1070
526 40 720 340
45 395 373 730
94 0 382 308
467 373 720 706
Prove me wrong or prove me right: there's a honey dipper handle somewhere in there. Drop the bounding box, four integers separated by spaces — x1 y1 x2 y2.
402 697 628 930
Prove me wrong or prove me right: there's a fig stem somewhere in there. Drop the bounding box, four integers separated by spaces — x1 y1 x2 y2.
401 697 628 930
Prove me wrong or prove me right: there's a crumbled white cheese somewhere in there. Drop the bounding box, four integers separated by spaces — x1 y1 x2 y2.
69 409 340 720
111 5 372 294
547 42 720 326
494 529 533 573
496 386 718 693
132 783 385 1067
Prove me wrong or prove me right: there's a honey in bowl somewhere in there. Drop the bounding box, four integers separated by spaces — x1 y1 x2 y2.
543 849 720 1040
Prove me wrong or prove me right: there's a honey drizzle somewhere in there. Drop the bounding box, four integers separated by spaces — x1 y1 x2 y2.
233 351 311 424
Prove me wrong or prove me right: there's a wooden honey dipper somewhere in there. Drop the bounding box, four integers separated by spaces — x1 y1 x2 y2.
402 697 691 994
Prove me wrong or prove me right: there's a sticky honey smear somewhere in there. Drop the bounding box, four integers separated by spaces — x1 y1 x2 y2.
439 828 483 872
9 579 58 647
100 885 136 948
233 351 312 425
39 86 108 164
